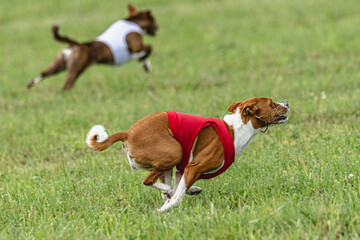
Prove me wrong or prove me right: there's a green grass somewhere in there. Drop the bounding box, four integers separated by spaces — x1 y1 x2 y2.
1 0 360 238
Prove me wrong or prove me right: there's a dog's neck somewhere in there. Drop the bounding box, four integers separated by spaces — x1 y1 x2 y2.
224 109 261 156
125 16 148 33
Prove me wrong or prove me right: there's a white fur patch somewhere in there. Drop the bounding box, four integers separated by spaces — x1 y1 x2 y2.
152 182 172 193
187 186 202 195
172 171 182 194
131 51 146 60
33 75 43 84
143 59 152 72
188 152 194 163
86 125 108 146
63 48 72 60
223 109 260 156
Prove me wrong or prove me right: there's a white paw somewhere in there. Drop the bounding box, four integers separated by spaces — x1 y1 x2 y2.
187 186 202 195
156 208 165 213
27 75 42 88
143 59 152 72
158 204 170 213
131 51 146 60
157 199 172 213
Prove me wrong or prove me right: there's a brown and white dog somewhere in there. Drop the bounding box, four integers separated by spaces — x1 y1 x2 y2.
27 4 158 91
86 97 290 212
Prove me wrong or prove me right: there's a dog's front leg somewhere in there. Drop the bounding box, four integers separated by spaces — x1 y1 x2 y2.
158 175 187 213
137 45 152 68
126 33 152 72
130 45 152 72
158 162 206 213
173 171 202 196
27 49 67 89
173 158 202 196
142 59 152 73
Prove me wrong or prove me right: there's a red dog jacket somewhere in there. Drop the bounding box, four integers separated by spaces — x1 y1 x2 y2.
166 111 235 179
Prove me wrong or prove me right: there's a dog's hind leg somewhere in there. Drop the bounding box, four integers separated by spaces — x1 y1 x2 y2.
62 47 90 91
143 168 172 197
187 186 203 195
160 170 173 200
27 49 67 88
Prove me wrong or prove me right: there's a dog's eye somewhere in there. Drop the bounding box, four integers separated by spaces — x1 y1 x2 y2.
272 102 277 108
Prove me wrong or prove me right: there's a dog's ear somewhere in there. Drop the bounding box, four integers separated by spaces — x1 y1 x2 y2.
241 101 259 116
128 4 137 16
227 102 242 113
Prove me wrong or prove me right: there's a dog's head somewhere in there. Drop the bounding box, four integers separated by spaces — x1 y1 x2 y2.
227 97 290 129
126 4 158 36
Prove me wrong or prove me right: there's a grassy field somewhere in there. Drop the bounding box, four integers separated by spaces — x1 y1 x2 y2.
1 0 360 238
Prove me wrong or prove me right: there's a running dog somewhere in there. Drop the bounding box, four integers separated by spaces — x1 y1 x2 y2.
86 97 290 212
27 4 158 91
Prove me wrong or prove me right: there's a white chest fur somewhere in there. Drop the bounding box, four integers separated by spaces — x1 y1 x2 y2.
223 110 260 156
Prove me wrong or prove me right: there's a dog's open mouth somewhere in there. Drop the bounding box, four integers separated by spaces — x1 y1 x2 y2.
274 115 287 121
273 112 290 124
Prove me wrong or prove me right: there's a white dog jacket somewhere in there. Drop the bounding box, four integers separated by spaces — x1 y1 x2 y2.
96 20 144 65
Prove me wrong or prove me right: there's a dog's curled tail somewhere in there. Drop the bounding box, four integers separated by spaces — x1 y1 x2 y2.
86 125 127 151
52 25 79 46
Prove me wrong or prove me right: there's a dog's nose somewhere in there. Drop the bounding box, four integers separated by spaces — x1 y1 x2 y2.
285 103 289 108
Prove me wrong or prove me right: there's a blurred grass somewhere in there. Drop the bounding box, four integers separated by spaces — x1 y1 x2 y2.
1 0 360 239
